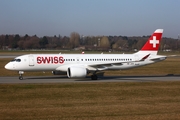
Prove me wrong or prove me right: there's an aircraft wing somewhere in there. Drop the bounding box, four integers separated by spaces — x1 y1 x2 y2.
86 54 151 71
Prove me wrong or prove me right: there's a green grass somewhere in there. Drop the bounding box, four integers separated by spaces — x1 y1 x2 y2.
0 82 180 119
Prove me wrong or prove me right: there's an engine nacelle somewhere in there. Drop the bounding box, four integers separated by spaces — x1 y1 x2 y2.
67 67 87 78
52 71 66 75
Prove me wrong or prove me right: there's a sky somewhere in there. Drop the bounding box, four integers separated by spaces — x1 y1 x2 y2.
0 0 180 38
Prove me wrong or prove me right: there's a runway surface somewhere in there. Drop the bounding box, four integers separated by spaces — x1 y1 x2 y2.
0 75 180 83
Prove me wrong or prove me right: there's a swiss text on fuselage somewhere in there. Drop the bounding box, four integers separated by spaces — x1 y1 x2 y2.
37 56 64 64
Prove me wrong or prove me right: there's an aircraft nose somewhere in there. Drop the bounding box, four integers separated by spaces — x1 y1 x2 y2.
5 63 13 70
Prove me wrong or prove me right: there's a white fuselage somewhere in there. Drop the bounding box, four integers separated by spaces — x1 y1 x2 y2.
5 53 166 72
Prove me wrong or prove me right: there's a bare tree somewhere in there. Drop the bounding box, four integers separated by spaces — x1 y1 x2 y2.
70 32 80 49
22 36 40 49
100 36 110 48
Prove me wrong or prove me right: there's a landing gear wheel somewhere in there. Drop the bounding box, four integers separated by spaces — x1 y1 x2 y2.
91 75 98 80
19 76 23 80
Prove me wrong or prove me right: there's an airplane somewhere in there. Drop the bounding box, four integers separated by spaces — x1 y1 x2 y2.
5 29 166 80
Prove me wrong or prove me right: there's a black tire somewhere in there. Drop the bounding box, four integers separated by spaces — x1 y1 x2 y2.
91 75 98 80
19 76 23 80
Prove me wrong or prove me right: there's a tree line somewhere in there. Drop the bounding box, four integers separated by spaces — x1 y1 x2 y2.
0 32 179 51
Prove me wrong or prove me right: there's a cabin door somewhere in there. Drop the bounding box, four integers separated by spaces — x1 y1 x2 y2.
29 55 34 66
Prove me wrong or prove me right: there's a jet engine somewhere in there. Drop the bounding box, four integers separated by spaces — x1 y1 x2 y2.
67 67 87 78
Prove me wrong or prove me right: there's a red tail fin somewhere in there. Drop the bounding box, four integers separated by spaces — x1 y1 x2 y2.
141 29 163 51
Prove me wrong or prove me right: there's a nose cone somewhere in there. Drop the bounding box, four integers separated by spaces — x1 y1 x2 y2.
5 63 13 70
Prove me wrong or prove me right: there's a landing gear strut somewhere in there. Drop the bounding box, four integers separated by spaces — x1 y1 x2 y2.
18 71 24 80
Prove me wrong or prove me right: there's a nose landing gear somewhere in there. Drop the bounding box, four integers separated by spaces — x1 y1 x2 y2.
18 71 24 80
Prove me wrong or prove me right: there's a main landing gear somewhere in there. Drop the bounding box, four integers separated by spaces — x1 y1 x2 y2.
91 74 98 80
90 71 104 80
18 71 24 80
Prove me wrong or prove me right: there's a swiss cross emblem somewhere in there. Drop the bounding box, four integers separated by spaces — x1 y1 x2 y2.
149 36 159 48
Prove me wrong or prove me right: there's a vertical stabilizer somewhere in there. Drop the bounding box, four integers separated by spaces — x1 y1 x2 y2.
135 29 163 55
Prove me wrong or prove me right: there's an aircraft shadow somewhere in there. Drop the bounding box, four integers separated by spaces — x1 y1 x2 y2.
25 76 68 80
76 74 180 82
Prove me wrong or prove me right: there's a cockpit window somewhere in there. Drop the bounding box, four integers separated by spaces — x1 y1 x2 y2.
10 59 16 62
10 59 21 62
16 59 21 62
